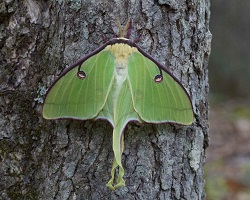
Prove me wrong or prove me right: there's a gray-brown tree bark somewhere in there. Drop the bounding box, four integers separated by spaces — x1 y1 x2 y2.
0 0 211 199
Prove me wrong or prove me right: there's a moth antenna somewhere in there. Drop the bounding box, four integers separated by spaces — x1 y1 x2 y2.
116 19 123 37
124 19 132 38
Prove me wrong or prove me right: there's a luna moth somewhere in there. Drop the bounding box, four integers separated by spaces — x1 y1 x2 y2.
42 20 194 190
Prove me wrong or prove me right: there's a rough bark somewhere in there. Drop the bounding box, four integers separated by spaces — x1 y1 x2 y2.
0 0 211 199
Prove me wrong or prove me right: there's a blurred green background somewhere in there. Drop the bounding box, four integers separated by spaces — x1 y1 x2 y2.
209 0 250 101
206 0 250 199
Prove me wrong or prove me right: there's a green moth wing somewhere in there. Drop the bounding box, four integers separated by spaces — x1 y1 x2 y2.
127 51 194 125
105 79 141 189
43 50 115 120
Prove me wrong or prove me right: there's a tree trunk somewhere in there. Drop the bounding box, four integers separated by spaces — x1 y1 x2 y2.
0 0 211 199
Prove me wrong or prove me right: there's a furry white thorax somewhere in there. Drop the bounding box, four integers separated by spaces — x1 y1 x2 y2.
106 42 138 96
115 61 127 84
